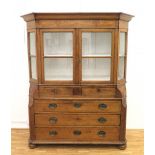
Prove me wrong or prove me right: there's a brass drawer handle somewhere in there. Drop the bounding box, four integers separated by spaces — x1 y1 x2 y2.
74 103 81 108
49 117 57 124
48 103 57 109
98 117 107 123
97 131 106 137
49 130 57 136
98 103 107 110
73 130 81 136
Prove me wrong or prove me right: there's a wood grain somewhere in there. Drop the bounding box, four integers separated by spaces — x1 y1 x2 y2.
34 100 121 113
35 127 119 141
35 113 120 126
21 12 134 21
11 129 143 155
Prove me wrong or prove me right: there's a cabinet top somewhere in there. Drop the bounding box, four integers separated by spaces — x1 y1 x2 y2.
21 12 134 22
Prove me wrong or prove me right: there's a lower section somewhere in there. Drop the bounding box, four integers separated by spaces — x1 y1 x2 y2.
28 84 127 150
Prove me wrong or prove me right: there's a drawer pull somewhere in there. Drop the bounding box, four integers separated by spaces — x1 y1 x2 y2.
99 103 107 109
49 117 57 124
48 103 57 109
73 130 81 136
49 130 57 136
97 131 106 137
98 117 107 123
74 103 81 108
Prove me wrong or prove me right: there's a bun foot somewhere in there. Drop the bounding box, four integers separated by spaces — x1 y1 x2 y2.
29 143 37 149
118 143 127 150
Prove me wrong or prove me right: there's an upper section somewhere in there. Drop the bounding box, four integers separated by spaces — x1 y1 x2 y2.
22 12 133 85
22 12 133 22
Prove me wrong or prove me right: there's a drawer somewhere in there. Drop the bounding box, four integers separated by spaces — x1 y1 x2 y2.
35 113 120 126
39 87 73 96
34 100 121 113
82 87 116 97
35 126 120 141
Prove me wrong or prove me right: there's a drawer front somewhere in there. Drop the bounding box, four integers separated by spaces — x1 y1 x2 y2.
35 113 120 126
82 87 115 97
39 87 73 96
34 100 121 113
35 127 119 141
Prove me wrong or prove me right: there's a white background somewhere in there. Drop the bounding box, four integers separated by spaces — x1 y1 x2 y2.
0 0 155 154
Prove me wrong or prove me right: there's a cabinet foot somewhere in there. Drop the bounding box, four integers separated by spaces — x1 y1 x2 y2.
29 142 37 149
118 143 127 150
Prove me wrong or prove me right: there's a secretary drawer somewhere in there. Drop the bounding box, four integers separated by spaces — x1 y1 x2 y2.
35 126 120 141
39 87 73 96
35 113 120 126
34 100 121 113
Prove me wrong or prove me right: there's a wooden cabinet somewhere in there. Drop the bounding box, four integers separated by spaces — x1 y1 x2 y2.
22 12 133 149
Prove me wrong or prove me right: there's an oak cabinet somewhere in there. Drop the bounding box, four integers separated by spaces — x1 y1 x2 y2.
22 12 133 149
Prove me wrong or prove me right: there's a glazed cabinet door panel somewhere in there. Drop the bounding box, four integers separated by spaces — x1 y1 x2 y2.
43 32 73 56
29 32 37 80
81 30 114 82
41 30 75 83
44 58 73 80
30 57 37 79
82 32 112 56
118 32 127 80
82 58 111 81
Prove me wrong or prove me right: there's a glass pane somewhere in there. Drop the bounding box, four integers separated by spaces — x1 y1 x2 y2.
30 32 36 55
82 58 111 81
82 32 111 56
120 32 126 56
44 32 73 56
118 57 125 80
44 58 73 80
31 57 37 79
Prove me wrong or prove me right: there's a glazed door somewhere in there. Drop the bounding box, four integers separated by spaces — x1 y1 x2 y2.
41 29 114 84
79 29 114 83
41 29 75 84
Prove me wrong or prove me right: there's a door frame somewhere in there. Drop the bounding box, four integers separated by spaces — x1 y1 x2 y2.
78 29 115 84
39 29 76 85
